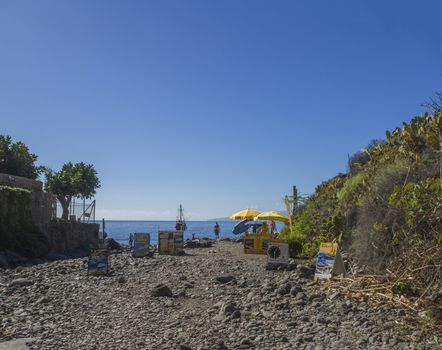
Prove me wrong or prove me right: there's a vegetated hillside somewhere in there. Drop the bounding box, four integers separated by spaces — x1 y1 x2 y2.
281 109 442 296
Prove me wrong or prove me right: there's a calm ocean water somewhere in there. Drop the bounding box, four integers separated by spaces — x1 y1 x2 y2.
97 220 236 245
97 220 285 245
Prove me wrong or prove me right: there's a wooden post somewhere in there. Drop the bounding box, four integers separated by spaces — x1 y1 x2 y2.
102 218 106 240
292 186 298 218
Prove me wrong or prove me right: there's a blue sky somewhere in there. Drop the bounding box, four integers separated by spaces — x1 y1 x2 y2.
1 0 441 220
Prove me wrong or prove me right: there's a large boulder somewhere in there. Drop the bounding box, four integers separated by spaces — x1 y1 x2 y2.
277 282 292 295
184 240 213 249
214 275 236 284
105 238 122 251
0 338 35 350
220 302 237 316
296 264 314 278
9 278 34 288
150 283 173 297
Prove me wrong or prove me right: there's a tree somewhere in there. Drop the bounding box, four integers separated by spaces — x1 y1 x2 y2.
0 135 42 179
45 162 101 220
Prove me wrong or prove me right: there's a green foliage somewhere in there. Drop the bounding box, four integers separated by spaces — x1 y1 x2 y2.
0 135 43 179
347 139 382 175
337 172 366 211
388 178 442 243
386 111 442 160
372 222 388 235
301 175 346 238
278 226 317 258
45 162 100 219
0 185 31 194
392 280 414 296
285 110 442 288
277 175 349 257
46 162 101 199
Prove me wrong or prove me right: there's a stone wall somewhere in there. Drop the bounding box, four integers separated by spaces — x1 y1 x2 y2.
0 173 55 230
0 186 33 231
0 173 98 260
29 189 55 230
0 186 51 259
44 221 99 257
0 173 43 191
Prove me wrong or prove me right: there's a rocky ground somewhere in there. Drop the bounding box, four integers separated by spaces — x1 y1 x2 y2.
0 241 440 350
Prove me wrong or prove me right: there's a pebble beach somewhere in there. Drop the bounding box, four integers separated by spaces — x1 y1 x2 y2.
0 241 439 350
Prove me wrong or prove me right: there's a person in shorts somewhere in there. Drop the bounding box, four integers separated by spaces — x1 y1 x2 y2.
214 222 220 240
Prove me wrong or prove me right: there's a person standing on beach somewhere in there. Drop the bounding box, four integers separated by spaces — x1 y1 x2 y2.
214 222 220 240
129 233 134 248
260 221 269 235
270 220 276 234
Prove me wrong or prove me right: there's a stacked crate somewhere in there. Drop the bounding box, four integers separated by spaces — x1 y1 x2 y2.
158 231 184 255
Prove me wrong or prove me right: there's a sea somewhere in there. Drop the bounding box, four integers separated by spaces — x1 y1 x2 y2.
97 220 285 245
97 220 236 245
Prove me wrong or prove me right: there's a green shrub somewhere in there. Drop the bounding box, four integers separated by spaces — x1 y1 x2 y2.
0 135 43 179
337 172 365 209
281 110 442 295
279 229 310 257
278 218 319 258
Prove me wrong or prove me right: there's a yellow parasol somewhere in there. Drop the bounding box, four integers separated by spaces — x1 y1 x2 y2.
253 211 289 223
229 209 262 220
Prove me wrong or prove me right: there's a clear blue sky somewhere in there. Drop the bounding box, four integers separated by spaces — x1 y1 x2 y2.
1 1 441 220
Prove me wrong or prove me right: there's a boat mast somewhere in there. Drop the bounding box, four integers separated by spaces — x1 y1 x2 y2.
175 204 186 231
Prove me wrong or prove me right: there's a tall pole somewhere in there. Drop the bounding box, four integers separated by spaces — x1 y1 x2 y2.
102 218 105 241
292 186 298 218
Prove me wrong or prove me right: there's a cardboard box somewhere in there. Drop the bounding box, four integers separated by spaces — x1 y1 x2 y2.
158 231 184 255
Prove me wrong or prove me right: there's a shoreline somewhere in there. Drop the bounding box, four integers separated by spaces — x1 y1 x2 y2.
0 242 439 349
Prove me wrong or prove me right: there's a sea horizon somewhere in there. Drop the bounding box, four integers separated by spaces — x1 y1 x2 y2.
98 220 237 245
96 219 232 222
97 219 284 245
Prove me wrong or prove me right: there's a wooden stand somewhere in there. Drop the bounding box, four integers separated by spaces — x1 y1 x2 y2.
243 233 274 254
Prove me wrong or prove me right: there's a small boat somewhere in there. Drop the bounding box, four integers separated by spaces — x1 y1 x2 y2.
175 204 187 231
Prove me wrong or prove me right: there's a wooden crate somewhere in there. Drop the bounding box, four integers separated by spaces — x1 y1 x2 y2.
158 231 184 255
